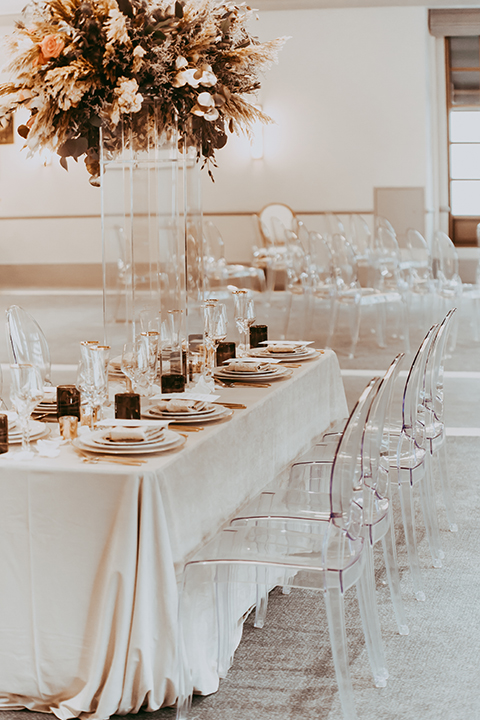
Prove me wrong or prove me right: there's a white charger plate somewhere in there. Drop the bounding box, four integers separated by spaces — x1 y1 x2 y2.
8 421 50 445
249 347 320 361
214 366 292 382
143 405 232 424
80 427 168 451
74 429 186 455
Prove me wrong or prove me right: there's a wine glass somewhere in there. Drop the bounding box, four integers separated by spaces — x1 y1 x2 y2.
9 364 44 458
137 332 160 395
77 342 109 428
233 290 256 356
121 342 137 393
203 302 228 377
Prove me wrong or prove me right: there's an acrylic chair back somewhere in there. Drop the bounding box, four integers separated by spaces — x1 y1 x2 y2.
401 324 439 446
259 203 297 245
362 354 405 516
288 378 381 538
433 231 460 284
6 305 52 386
330 234 359 290
308 232 334 289
424 309 456 423
375 215 396 236
349 214 372 260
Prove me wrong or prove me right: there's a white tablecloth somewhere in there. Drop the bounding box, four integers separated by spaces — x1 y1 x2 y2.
0 350 347 720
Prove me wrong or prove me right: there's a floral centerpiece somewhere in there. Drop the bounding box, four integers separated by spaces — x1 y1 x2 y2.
0 0 286 183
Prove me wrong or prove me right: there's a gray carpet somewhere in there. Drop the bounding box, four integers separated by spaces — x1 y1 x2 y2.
0 290 479 719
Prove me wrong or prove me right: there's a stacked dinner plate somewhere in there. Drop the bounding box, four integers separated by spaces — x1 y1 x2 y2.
108 357 127 381
143 399 232 424
8 419 50 445
214 360 291 383
33 389 58 421
249 340 320 362
73 425 186 456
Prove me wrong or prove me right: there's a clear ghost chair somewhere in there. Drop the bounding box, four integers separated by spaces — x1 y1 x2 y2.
176 380 388 720
386 324 441 601
329 234 408 358
6 305 52 386
422 309 458 534
431 231 462 353
375 215 396 236
258 202 298 245
203 220 265 292
232 354 409 638
404 229 436 325
348 214 374 284
306 231 336 346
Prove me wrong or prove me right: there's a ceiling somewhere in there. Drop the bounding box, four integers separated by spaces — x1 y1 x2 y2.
1 0 480 17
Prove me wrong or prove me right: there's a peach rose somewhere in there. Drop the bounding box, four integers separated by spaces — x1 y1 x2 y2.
39 34 64 60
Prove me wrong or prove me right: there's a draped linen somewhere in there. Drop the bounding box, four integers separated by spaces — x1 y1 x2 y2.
0 350 347 719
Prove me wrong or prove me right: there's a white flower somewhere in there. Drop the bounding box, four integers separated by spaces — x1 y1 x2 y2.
173 68 201 88
175 56 188 69
115 77 143 114
172 65 217 89
133 45 146 58
191 92 219 121
197 92 215 108
199 66 217 87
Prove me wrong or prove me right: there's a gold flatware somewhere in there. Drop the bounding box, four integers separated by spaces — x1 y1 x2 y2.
76 451 146 467
283 363 301 368
168 424 203 431
216 380 271 389
213 402 247 409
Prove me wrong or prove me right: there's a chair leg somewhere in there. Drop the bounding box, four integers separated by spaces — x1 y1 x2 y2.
348 301 361 359
380 519 409 635
355 542 388 687
374 302 386 348
254 569 269 629
397 478 425 601
324 586 359 720
435 440 458 532
418 452 444 566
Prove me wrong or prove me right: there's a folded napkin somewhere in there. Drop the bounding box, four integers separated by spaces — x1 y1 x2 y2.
227 361 269 372
155 399 197 413
104 427 148 443
267 345 298 353
36 438 62 458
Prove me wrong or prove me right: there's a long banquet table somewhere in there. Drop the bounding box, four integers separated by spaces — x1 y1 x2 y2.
0 349 347 720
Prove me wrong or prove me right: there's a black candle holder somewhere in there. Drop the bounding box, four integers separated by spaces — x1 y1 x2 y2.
216 342 236 366
56 385 81 419
161 373 186 393
115 393 141 419
0 414 8 453
249 325 268 348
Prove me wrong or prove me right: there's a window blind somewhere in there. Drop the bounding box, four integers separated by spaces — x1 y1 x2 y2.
429 9 480 38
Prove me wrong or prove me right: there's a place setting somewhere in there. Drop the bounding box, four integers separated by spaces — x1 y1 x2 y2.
4 412 50 446
248 341 322 362
214 357 293 385
73 420 187 458
142 397 233 426
32 386 58 421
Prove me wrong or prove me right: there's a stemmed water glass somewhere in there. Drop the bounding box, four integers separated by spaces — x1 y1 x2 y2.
121 333 159 396
233 290 256 356
203 302 228 378
76 342 110 428
9 363 44 458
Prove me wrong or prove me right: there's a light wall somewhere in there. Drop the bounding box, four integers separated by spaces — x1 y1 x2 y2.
0 5 437 275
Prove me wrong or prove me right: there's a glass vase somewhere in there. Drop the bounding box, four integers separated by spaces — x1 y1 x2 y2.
100 103 205 371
